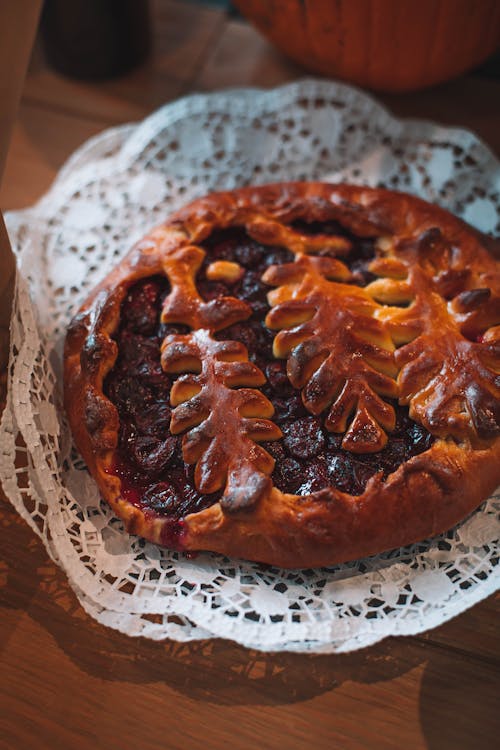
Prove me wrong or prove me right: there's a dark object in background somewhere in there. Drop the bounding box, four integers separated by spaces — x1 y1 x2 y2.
40 0 151 81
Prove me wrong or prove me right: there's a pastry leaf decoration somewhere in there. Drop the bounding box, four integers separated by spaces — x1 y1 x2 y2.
161 245 251 331
161 329 282 511
264 255 399 453
369 233 500 442
395 267 500 442
247 218 352 256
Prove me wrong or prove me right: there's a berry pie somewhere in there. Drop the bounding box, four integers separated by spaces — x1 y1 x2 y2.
64 183 500 567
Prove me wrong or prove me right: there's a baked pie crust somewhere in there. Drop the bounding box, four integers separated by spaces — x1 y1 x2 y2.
64 183 500 568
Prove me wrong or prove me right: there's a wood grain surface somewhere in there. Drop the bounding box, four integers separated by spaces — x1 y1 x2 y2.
0 2 499 749
0 0 42 370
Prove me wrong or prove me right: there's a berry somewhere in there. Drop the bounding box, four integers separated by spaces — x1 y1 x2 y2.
142 481 183 515
266 361 294 396
283 416 325 459
273 457 303 494
123 280 161 335
296 458 328 495
130 435 177 476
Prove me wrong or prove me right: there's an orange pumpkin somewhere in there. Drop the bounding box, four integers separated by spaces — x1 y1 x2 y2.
234 0 500 92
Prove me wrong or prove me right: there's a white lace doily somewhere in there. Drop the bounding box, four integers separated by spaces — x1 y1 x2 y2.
1 79 499 653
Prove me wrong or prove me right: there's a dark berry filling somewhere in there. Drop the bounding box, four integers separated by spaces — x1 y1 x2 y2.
104 226 434 523
104 277 222 530
261 405 433 497
198 227 294 319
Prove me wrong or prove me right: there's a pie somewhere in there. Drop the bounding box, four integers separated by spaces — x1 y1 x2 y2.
64 183 500 568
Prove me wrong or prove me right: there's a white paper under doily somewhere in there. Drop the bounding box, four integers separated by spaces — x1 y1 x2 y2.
1 80 499 653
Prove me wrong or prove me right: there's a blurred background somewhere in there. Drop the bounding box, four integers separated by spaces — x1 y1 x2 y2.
1 4 499 750
1 0 499 212
38 0 500 86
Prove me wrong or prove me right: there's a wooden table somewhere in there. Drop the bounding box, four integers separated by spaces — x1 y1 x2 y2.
1 3 499 748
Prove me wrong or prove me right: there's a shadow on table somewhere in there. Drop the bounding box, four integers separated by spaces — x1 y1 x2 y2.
6 494 498 741
3 497 499 741
0 498 428 707
418 647 500 750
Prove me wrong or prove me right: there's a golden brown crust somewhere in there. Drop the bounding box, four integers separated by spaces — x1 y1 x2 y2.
64 182 500 568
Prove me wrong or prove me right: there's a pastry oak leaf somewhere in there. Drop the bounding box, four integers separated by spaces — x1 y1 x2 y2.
395 268 500 442
160 244 251 331
161 329 282 512
371 233 500 443
263 255 398 453
247 218 352 256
